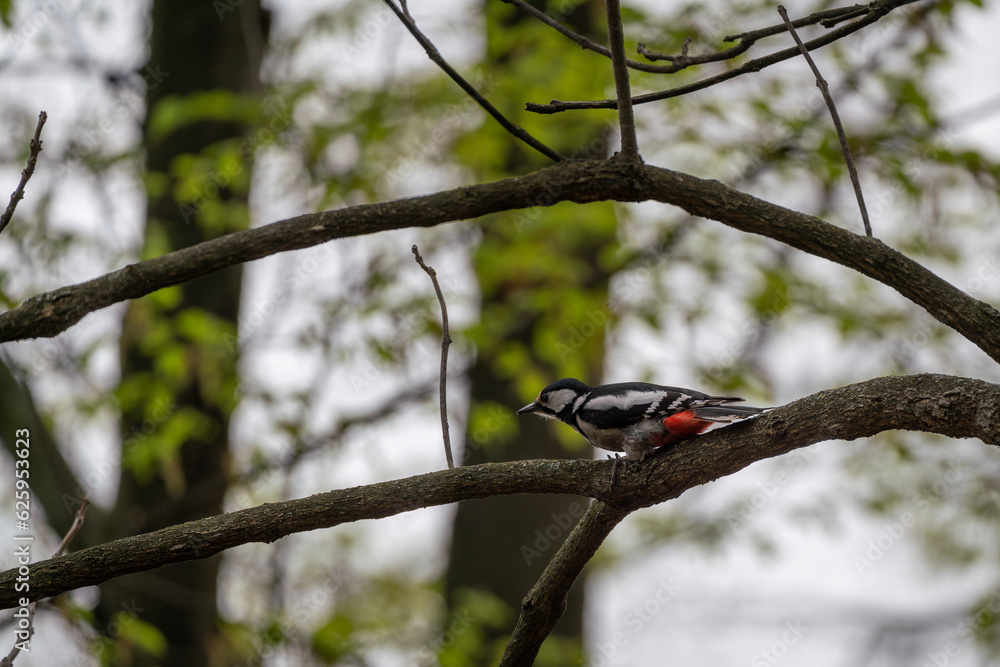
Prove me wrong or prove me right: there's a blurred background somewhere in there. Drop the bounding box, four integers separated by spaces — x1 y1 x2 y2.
1 0 1000 665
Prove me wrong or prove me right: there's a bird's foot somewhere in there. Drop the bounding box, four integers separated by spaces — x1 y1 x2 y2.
608 453 624 490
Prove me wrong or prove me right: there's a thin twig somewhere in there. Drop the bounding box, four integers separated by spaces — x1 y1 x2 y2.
0 111 47 237
505 0 865 75
501 0 695 74
382 0 565 163
525 0 918 113
637 4 863 67
722 4 868 46
53 498 89 558
778 5 872 237
412 245 454 469
0 497 88 667
605 0 639 160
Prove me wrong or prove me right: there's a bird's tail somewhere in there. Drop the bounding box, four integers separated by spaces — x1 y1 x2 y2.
691 405 769 423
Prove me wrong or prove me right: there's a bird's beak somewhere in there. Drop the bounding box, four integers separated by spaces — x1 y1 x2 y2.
516 401 540 415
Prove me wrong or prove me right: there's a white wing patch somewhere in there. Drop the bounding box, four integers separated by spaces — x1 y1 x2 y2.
586 390 669 412
644 394 664 415
667 394 693 411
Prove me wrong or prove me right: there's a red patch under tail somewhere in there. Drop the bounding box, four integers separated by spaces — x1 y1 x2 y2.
646 410 716 449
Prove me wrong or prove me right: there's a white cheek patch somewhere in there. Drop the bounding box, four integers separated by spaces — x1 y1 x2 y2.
543 388 579 413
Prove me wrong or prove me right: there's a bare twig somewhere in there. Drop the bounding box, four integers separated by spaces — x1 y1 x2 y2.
525 0 919 113
500 0 698 74
0 111 47 237
412 245 454 469
778 5 872 237
819 5 870 27
722 4 868 48
636 5 864 68
0 497 88 667
605 0 639 160
52 498 89 558
506 0 870 75
505 0 863 75
382 0 565 163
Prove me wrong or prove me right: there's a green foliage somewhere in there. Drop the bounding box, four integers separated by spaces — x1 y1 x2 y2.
122 405 216 486
311 613 357 662
467 400 518 453
7 0 1000 663
93 612 168 667
147 91 262 144
438 588 512 667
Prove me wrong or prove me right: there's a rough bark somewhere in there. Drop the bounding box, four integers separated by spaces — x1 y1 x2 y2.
3 160 998 366
3 373 997 608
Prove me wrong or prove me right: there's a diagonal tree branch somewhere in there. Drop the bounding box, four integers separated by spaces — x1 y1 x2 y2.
2 160 999 366
382 0 565 162
0 360 106 543
0 374 997 609
778 5 872 237
525 0 920 114
500 500 630 665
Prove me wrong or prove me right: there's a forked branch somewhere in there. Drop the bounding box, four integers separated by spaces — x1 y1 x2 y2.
526 0 920 114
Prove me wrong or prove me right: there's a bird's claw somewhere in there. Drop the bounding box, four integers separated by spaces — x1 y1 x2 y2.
608 453 623 490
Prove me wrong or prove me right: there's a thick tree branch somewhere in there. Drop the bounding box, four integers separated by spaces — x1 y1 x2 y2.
2 159 999 366
525 0 919 114
1 374 997 609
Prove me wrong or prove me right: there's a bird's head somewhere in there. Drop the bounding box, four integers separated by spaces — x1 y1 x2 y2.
516 378 592 423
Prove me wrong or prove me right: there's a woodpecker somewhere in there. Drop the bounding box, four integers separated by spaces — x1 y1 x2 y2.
517 378 767 462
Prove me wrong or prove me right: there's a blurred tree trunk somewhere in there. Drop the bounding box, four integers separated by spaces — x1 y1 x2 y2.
97 2 268 665
445 2 614 663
